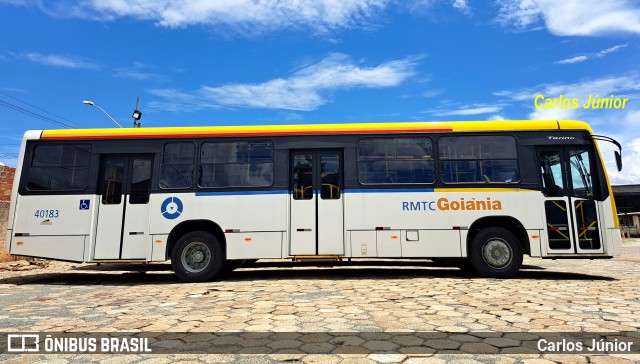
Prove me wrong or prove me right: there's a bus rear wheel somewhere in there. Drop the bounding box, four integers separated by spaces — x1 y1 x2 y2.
469 227 522 278
171 231 224 282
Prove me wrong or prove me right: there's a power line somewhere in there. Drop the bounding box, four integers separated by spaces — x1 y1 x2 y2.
0 91 84 128
0 90 84 128
601 142 640 154
0 99 78 129
621 143 640 150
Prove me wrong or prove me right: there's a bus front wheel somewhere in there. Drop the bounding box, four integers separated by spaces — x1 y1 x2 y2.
469 227 522 278
171 231 224 282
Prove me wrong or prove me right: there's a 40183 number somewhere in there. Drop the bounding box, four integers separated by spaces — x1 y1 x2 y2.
34 209 59 219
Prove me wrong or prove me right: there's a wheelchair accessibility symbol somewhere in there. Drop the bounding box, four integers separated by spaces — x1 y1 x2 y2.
161 197 183 220
79 199 90 210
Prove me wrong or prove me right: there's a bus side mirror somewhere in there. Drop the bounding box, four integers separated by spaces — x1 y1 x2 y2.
615 151 622 171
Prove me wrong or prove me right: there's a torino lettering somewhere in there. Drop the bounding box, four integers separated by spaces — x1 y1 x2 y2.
402 197 502 211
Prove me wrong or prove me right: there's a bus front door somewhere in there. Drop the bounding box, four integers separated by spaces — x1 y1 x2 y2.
93 154 153 260
538 147 604 255
290 150 344 255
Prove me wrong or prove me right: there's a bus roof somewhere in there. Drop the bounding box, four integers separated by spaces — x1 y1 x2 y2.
39 120 593 140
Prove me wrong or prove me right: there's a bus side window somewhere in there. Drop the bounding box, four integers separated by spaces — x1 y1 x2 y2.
26 144 92 191
439 136 518 184
160 143 194 189
357 138 434 184
130 157 152 204
199 141 274 188
102 158 124 204
292 154 313 200
320 154 341 199
569 149 593 198
539 151 564 197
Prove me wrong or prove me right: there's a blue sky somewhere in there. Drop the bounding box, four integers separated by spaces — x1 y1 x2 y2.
0 0 639 183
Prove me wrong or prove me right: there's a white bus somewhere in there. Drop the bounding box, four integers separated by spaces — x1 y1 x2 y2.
4 120 623 282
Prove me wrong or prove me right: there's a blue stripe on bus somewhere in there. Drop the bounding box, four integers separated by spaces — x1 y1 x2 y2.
345 188 434 193
195 188 434 196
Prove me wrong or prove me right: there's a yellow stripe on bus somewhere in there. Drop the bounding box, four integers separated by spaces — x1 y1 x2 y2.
40 119 593 140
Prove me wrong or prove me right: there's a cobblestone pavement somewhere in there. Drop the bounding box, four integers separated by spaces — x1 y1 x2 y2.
0 240 639 363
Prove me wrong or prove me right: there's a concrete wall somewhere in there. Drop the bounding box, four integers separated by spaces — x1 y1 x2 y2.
0 166 16 262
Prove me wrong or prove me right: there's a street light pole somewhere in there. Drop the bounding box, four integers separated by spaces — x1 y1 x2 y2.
82 100 123 128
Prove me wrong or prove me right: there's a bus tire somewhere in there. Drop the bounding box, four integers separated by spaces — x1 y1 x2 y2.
469 227 522 278
171 231 224 282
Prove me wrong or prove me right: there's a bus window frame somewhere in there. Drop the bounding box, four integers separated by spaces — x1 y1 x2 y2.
196 138 276 189
23 142 93 193
356 136 437 186
159 141 197 190
438 134 521 185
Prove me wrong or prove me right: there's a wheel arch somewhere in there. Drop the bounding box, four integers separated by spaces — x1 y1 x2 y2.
167 220 226 260
467 216 530 256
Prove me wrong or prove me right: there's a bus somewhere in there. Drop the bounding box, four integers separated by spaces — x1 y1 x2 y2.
4 120 623 282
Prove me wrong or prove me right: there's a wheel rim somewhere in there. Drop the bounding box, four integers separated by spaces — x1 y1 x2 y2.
181 241 211 273
482 238 513 269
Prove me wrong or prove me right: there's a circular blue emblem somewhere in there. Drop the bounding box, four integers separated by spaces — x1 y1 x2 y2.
161 197 183 220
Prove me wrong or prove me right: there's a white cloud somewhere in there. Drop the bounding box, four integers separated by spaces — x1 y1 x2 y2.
495 0 542 29
18 52 97 69
9 0 478 34
496 0 640 36
556 55 588 65
599 136 640 185
433 105 502 116
423 89 444 98
150 53 418 111
452 0 470 14
603 109 640 184
0 148 17 167
31 0 388 34
598 44 628 57
115 62 165 81
555 44 627 65
406 0 473 15
147 89 209 113
116 69 158 80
